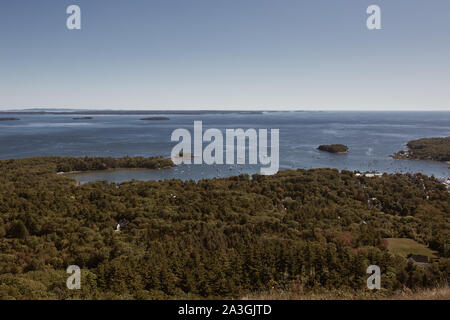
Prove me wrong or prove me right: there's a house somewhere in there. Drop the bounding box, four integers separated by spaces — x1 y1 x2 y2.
407 254 430 267
115 219 130 232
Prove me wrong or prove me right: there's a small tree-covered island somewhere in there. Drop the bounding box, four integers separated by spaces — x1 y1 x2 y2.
0 156 448 299
317 144 349 154
393 137 450 162
140 117 170 121
72 117 93 120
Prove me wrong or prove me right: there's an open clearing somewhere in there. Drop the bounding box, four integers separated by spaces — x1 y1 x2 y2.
385 238 438 258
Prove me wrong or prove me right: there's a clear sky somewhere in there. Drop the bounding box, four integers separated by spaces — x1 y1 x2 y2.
0 0 449 111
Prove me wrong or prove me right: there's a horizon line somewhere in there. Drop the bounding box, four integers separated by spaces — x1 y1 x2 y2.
1 107 449 112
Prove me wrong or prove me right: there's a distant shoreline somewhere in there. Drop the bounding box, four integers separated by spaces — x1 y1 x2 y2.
60 166 173 176
1 109 449 115
0 110 266 115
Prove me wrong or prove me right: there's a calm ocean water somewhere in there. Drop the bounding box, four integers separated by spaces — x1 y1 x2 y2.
0 111 449 182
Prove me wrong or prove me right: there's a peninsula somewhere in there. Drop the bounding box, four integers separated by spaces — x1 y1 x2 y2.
53 156 174 172
392 137 450 162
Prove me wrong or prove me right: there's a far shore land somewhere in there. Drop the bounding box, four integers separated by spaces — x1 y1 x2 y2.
40 153 448 191
392 137 450 163
59 166 172 176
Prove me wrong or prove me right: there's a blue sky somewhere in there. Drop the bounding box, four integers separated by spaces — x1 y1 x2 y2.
0 0 449 110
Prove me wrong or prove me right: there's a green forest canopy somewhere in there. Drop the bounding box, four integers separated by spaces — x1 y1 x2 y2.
0 157 448 299
393 137 450 162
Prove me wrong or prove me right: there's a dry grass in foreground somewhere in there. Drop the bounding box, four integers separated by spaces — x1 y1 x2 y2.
242 286 450 300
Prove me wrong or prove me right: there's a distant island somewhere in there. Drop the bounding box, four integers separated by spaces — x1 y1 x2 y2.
0 109 264 116
73 117 93 120
140 117 170 121
317 144 349 154
392 137 450 162
0 117 20 121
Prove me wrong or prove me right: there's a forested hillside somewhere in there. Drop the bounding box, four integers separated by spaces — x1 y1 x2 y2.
393 137 450 162
0 157 448 299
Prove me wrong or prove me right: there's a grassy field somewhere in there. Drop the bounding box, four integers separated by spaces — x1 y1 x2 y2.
242 286 450 300
385 238 438 259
